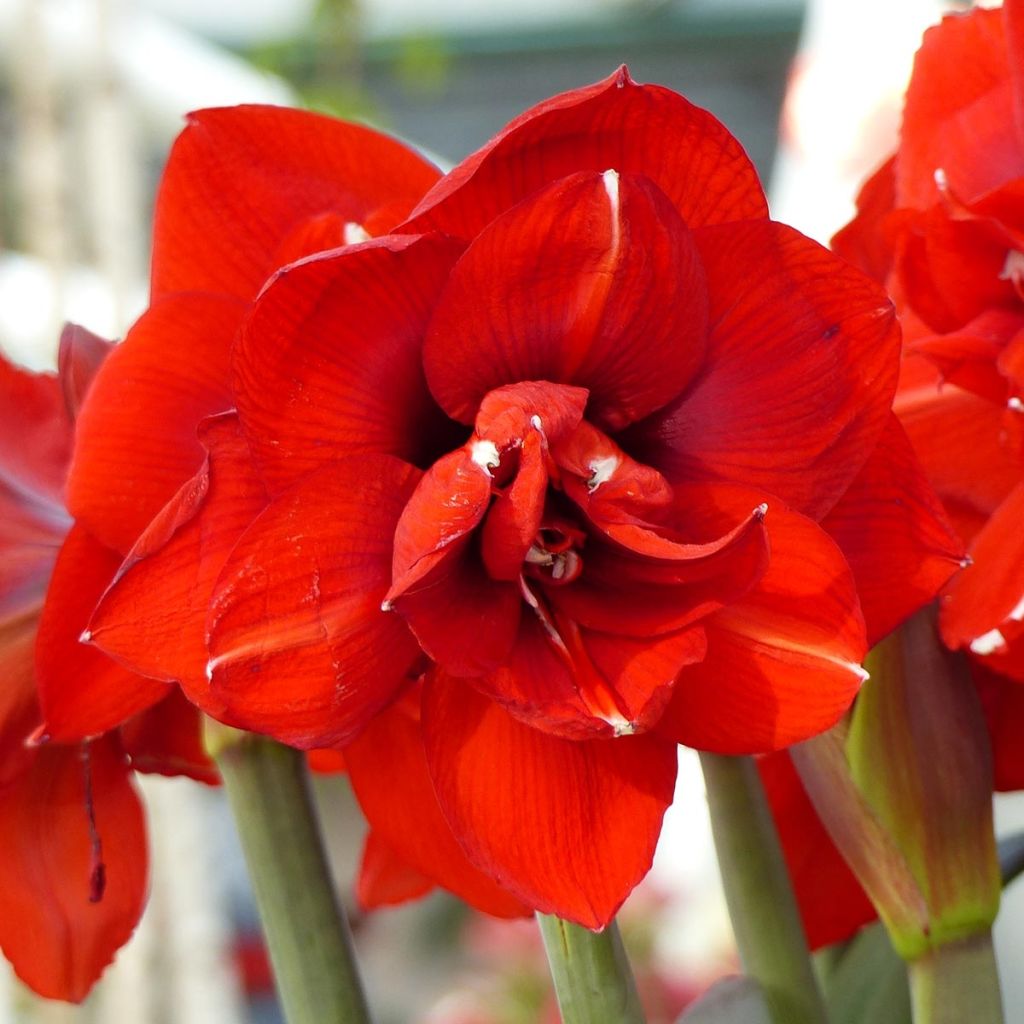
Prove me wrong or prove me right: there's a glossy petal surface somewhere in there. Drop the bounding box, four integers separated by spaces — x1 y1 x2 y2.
659 498 867 754
823 414 963 645
87 413 269 705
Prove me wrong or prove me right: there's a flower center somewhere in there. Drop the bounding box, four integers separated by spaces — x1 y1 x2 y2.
523 521 586 585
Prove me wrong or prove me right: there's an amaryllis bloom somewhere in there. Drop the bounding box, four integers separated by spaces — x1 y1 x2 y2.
0 327 218 1002
58 70 957 928
833 0 1024 675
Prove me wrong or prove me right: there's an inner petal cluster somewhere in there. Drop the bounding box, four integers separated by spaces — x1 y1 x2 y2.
384 380 770 738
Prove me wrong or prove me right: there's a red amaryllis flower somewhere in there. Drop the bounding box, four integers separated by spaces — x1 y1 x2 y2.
67 69 957 928
0 326 219 1002
833 0 1024 674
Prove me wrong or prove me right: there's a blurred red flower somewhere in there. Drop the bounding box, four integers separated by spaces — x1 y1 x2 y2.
54 70 958 928
0 326 215 1001
834 0 1024 675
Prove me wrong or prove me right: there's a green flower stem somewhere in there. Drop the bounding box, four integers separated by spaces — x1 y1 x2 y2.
209 725 372 1024
700 752 829 1024
908 932 1004 1024
537 914 646 1023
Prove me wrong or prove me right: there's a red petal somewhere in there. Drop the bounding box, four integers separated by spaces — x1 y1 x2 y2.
895 356 1020 538
550 484 770 635
67 293 241 554
151 106 440 301
344 692 528 919
474 609 705 739
940 482 1024 659
206 455 424 749
356 831 434 910
57 323 113 420
389 448 491 598
390 538 522 678
895 208 1016 334
659 501 867 754
404 66 767 239
910 310 1019 403
119 689 218 785
423 171 707 430
822 414 963 645
0 618 40 785
234 234 465 494
423 672 677 928
759 752 876 950
899 8 1023 208
831 156 898 283
0 739 147 1002
630 221 900 519
36 525 167 742
0 351 72 510
86 413 268 704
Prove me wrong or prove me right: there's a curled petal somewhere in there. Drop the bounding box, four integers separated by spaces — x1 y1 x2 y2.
422 673 677 928
659 500 867 754
57 323 113 421
940 482 1024 661
895 356 1020 538
898 7 1022 207
404 65 767 238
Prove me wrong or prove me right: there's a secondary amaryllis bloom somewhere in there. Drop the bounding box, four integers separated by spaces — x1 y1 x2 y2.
75 70 957 927
833 0 1024 675
0 327 219 1002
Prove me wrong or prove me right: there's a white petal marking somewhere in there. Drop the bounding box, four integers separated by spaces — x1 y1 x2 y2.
970 628 1007 656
